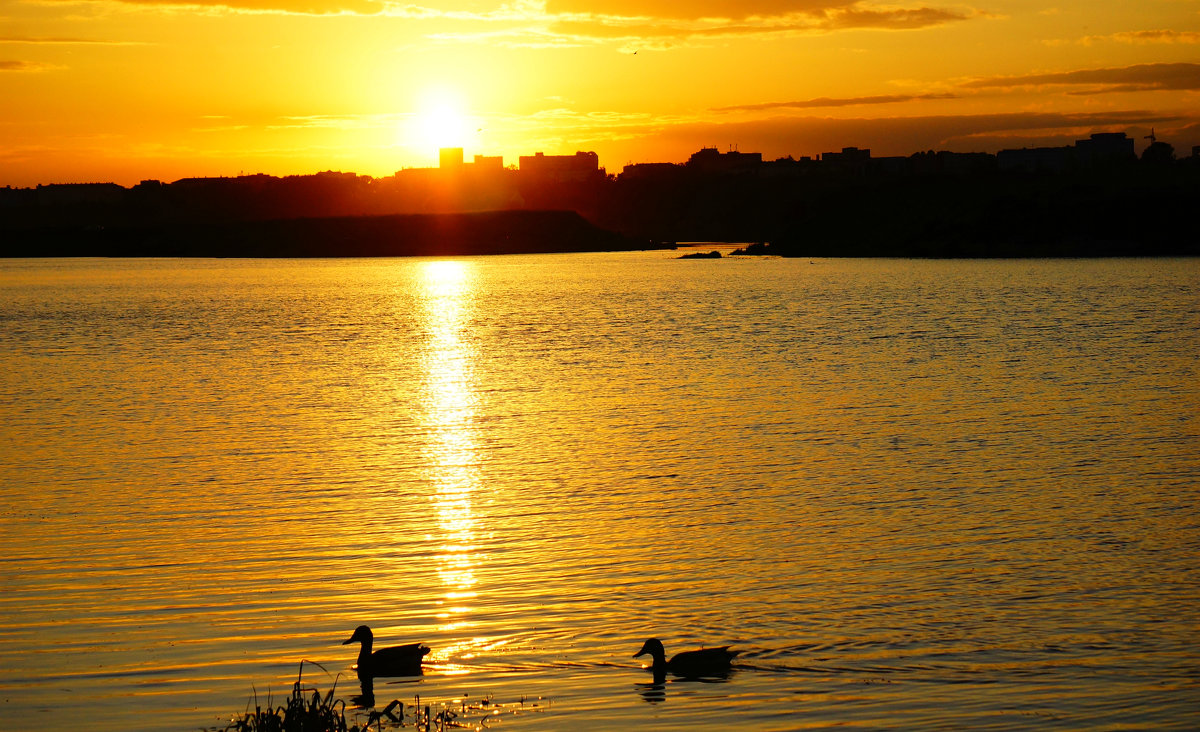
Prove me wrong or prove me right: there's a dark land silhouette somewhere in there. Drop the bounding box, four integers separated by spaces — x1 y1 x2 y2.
1 210 652 258
3 132 1198 258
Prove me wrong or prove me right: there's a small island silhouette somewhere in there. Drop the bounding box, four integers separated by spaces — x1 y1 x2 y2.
3 132 1197 258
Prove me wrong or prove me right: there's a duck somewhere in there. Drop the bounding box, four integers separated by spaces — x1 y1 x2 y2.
633 637 738 678
342 625 430 677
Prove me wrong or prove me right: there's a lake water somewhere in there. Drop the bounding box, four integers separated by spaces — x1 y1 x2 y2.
1 253 1198 730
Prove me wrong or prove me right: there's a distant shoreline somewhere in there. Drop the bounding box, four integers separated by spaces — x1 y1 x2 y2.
725 240 1200 259
4 164 1195 259
5 158 1198 260
0 209 665 258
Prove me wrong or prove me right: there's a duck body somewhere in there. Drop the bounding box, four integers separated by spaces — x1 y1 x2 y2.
343 625 430 677
634 637 738 678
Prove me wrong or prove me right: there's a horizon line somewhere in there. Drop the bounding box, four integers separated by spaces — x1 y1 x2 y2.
8 128 1183 189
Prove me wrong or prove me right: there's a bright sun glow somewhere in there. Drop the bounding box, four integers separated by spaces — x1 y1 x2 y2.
6 0 1198 186
412 87 472 154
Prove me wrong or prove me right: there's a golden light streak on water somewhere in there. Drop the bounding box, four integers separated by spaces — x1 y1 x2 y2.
417 260 483 663
1 255 1197 731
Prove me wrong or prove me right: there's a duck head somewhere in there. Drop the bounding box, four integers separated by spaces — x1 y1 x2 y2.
343 625 374 649
633 638 667 665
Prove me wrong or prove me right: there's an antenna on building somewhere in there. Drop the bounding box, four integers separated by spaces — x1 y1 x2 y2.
1145 128 1157 144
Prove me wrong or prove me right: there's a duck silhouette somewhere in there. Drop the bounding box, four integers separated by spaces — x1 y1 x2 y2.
342 625 430 677
633 637 738 678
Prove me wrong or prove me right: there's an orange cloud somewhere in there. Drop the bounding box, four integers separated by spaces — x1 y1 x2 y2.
34 0 387 14
0 36 146 45
546 0 857 18
1085 30 1200 45
24 0 542 14
0 60 58 71
713 93 960 112
823 6 973 29
964 62 1200 93
435 3 976 50
627 109 1195 161
548 2 975 32
558 6 969 33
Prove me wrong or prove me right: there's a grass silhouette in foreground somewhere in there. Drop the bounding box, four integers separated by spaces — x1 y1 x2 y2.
220 661 546 732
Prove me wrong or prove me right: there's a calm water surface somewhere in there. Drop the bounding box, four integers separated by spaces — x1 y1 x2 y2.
1 253 1198 730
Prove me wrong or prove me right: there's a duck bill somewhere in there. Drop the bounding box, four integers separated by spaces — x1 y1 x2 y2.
342 637 354 645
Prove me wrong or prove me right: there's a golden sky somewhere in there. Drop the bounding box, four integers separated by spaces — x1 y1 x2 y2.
2 0 1198 185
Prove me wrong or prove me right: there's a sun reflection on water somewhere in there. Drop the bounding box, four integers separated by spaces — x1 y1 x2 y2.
418 260 484 671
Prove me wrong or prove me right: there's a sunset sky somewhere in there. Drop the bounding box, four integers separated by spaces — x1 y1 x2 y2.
3 0 1198 186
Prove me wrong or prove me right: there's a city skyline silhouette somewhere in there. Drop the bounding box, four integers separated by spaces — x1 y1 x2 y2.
3 2 1199 187
5 129 1196 259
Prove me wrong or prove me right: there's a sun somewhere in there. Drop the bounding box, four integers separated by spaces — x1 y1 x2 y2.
411 87 473 154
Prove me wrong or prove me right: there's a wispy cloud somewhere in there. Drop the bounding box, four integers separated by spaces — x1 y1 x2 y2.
963 62 1200 93
31 0 388 16
713 92 959 112
0 59 60 71
433 3 979 50
25 0 546 18
26 0 978 37
618 109 1195 161
822 6 975 30
428 26 590 49
1087 29 1200 45
192 122 251 132
0 36 148 45
546 1 858 20
556 7 973 36
1047 29 1200 46
265 112 411 130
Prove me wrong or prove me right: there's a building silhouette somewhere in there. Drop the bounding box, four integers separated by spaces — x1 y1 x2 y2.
999 132 1136 171
5 128 1196 259
439 147 464 169
518 151 602 182
686 147 762 174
